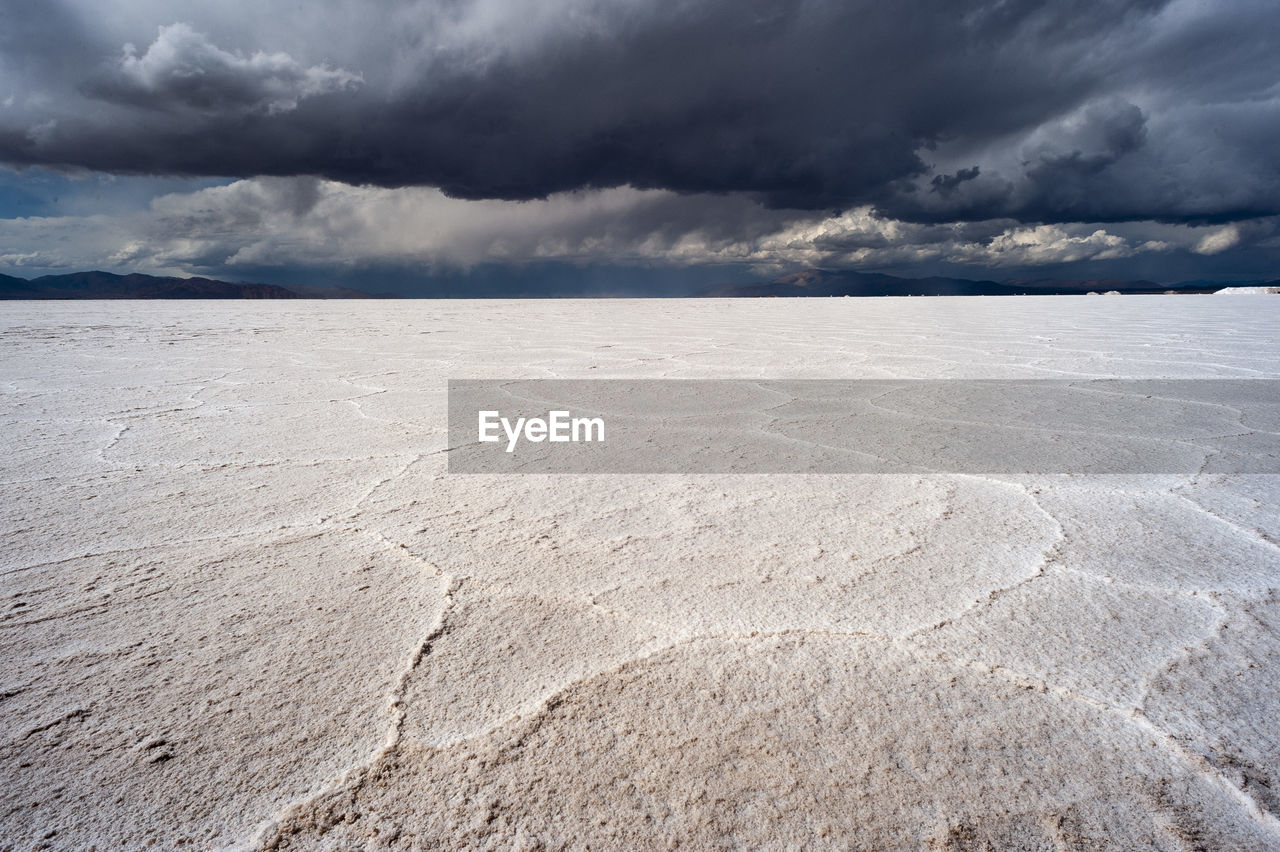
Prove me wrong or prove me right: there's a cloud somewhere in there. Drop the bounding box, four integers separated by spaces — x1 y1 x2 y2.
89 23 361 114
1194 225 1241 255
136 179 805 269
0 0 1275 228
7 178 1243 280
952 225 1169 267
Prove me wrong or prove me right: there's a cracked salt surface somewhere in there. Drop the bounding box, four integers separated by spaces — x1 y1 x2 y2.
1 297 1279 850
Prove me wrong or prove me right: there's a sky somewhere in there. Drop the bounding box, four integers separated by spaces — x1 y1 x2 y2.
1 0 1279 293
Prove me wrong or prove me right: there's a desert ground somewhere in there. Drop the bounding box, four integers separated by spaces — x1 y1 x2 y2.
2 297 1279 850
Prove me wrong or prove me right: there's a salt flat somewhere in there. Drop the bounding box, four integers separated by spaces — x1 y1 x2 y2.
1 297 1279 850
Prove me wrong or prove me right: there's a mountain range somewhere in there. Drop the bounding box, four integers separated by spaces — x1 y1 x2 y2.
698 269 1242 297
2 268 1277 299
0 271 378 299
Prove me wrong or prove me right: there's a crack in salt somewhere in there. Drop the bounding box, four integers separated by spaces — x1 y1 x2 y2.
902 476 1065 638
242 557 458 851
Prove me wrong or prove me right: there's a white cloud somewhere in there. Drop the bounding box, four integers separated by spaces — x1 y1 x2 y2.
1194 225 1241 255
954 226 1147 266
108 23 361 114
0 179 1236 279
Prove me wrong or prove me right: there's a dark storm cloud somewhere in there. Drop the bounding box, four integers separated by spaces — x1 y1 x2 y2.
931 168 982 198
1 0 1277 224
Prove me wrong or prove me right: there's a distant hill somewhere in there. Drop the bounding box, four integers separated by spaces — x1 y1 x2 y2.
700 269 1223 297
1 268 1272 299
286 284 387 299
0 271 382 299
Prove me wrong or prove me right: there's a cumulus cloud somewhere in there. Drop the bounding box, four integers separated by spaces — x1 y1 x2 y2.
137 179 805 269
1194 225 1242 255
89 23 361 114
952 226 1171 266
0 0 1276 227
6 178 1237 280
